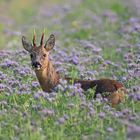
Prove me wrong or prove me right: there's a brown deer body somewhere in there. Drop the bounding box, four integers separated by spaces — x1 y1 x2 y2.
22 33 126 106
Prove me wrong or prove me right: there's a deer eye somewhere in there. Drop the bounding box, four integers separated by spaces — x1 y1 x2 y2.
43 54 46 57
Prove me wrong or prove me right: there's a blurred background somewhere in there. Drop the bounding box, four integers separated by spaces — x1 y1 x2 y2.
0 0 138 50
0 0 65 50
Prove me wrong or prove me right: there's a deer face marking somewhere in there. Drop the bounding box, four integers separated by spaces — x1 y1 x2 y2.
22 33 55 70
29 47 48 70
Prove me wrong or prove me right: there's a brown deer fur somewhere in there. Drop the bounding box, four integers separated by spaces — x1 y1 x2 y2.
22 33 126 106
35 61 60 92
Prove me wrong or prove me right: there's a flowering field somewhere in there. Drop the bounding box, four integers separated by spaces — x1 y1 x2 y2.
0 0 140 140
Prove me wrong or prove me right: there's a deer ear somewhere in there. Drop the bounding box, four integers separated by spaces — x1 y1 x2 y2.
44 34 55 51
22 36 33 52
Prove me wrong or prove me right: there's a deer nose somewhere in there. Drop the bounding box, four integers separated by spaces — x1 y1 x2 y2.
32 62 41 69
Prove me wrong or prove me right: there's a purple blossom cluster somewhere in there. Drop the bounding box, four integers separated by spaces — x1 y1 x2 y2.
128 86 140 101
122 17 140 33
0 50 34 95
103 10 118 23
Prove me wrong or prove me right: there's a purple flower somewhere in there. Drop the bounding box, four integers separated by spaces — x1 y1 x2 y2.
63 114 69 120
57 117 65 124
0 51 12 58
0 72 7 80
133 23 140 31
31 81 40 88
88 106 95 117
22 112 28 118
41 109 55 117
15 49 28 56
68 84 83 97
18 84 30 94
80 40 102 54
8 80 20 88
14 67 32 76
103 10 118 23
74 83 83 93
106 127 113 132
0 59 19 68
33 91 49 99
98 112 105 119
124 53 132 59
103 105 111 111
32 104 41 110
68 55 79 65
0 84 6 92
120 120 140 139
129 17 139 24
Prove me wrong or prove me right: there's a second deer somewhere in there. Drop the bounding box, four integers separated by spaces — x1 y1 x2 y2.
22 33 126 106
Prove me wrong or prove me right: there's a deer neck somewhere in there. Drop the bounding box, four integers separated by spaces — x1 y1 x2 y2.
35 61 60 92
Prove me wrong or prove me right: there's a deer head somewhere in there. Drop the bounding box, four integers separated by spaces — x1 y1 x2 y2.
22 33 55 70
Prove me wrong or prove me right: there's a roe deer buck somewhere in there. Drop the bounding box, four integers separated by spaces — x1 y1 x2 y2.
22 33 126 106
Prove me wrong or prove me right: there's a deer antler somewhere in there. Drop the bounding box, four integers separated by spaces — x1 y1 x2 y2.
40 32 44 46
33 30 36 47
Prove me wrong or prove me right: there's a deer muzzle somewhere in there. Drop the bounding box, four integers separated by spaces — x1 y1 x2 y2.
32 61 42 70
